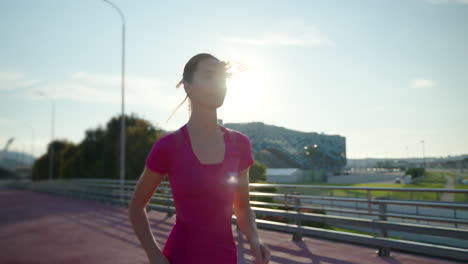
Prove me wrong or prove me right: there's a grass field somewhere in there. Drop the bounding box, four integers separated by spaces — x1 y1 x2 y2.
278 170 468 202
275 169 467 238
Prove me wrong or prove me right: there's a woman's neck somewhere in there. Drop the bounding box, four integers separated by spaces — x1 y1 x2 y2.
187 105 220 136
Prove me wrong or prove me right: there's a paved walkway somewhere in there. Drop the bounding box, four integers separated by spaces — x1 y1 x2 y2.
0 188 464 264
441 174 455 202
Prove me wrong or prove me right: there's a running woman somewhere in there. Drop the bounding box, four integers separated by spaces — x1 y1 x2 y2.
129 53 271 264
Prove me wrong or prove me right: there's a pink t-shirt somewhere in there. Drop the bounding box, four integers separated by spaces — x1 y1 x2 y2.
145 123 255 264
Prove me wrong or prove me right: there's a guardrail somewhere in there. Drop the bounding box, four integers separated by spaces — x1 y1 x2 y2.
3 178 468 262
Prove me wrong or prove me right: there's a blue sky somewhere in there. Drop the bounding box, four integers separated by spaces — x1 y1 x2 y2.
1 0 467 160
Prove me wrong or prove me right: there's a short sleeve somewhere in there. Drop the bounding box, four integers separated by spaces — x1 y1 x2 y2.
145 134 172 175
238 133 255 171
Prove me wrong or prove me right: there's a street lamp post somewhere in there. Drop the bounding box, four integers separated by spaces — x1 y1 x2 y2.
37 91 55 181
421 140 426 169
312 144 325 170
304 144 318 168
315 144 326 181
307 144 326 182
103 0 126 204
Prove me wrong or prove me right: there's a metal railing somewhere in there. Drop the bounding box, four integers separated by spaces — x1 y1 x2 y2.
3 178 468 262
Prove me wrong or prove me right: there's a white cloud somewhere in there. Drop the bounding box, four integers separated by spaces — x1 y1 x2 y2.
17 72 181 111
410 78 436 88
424 0 468 4
0 116 19 129
0 71 40 90
223 20 332 47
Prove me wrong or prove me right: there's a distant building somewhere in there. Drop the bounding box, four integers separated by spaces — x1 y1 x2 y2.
403 175 412 184
266 168 303 183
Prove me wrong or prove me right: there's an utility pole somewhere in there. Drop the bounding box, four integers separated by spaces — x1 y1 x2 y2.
421 140 426 169
103 0 127 205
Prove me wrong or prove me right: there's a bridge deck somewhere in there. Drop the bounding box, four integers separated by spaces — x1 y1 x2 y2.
0 188 464 264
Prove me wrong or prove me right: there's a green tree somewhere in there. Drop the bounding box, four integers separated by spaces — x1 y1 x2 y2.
249 160 267 182
33 112 164 181
248 161 278 204
32 140 75 180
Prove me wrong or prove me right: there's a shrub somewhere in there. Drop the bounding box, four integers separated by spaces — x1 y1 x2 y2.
405 167 426 178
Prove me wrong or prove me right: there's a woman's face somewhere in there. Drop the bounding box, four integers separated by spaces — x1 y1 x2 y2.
185 58 227 109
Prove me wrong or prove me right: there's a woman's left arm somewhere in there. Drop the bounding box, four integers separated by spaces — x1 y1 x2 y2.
233 167 271 264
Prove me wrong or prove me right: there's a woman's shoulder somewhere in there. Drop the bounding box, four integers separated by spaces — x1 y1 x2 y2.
151 128 180 148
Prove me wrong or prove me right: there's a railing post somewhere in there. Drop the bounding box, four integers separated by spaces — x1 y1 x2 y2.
454 208 458 228
125 181 131 207
376 197 391 257
367 190 372 214
292 192 303 241
166 183 174 217
284 191 289 208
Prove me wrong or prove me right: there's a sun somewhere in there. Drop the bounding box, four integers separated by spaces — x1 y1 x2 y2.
221 59 271 120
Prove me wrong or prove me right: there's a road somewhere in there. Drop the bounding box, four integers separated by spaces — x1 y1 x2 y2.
327 171 404 185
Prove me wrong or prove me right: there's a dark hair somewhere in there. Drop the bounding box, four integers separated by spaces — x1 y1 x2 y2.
166 53 245 122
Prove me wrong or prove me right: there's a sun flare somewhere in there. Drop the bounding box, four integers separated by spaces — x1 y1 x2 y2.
223 59 271 118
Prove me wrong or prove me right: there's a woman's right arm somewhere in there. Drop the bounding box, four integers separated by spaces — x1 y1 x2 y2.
128 166 170 264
